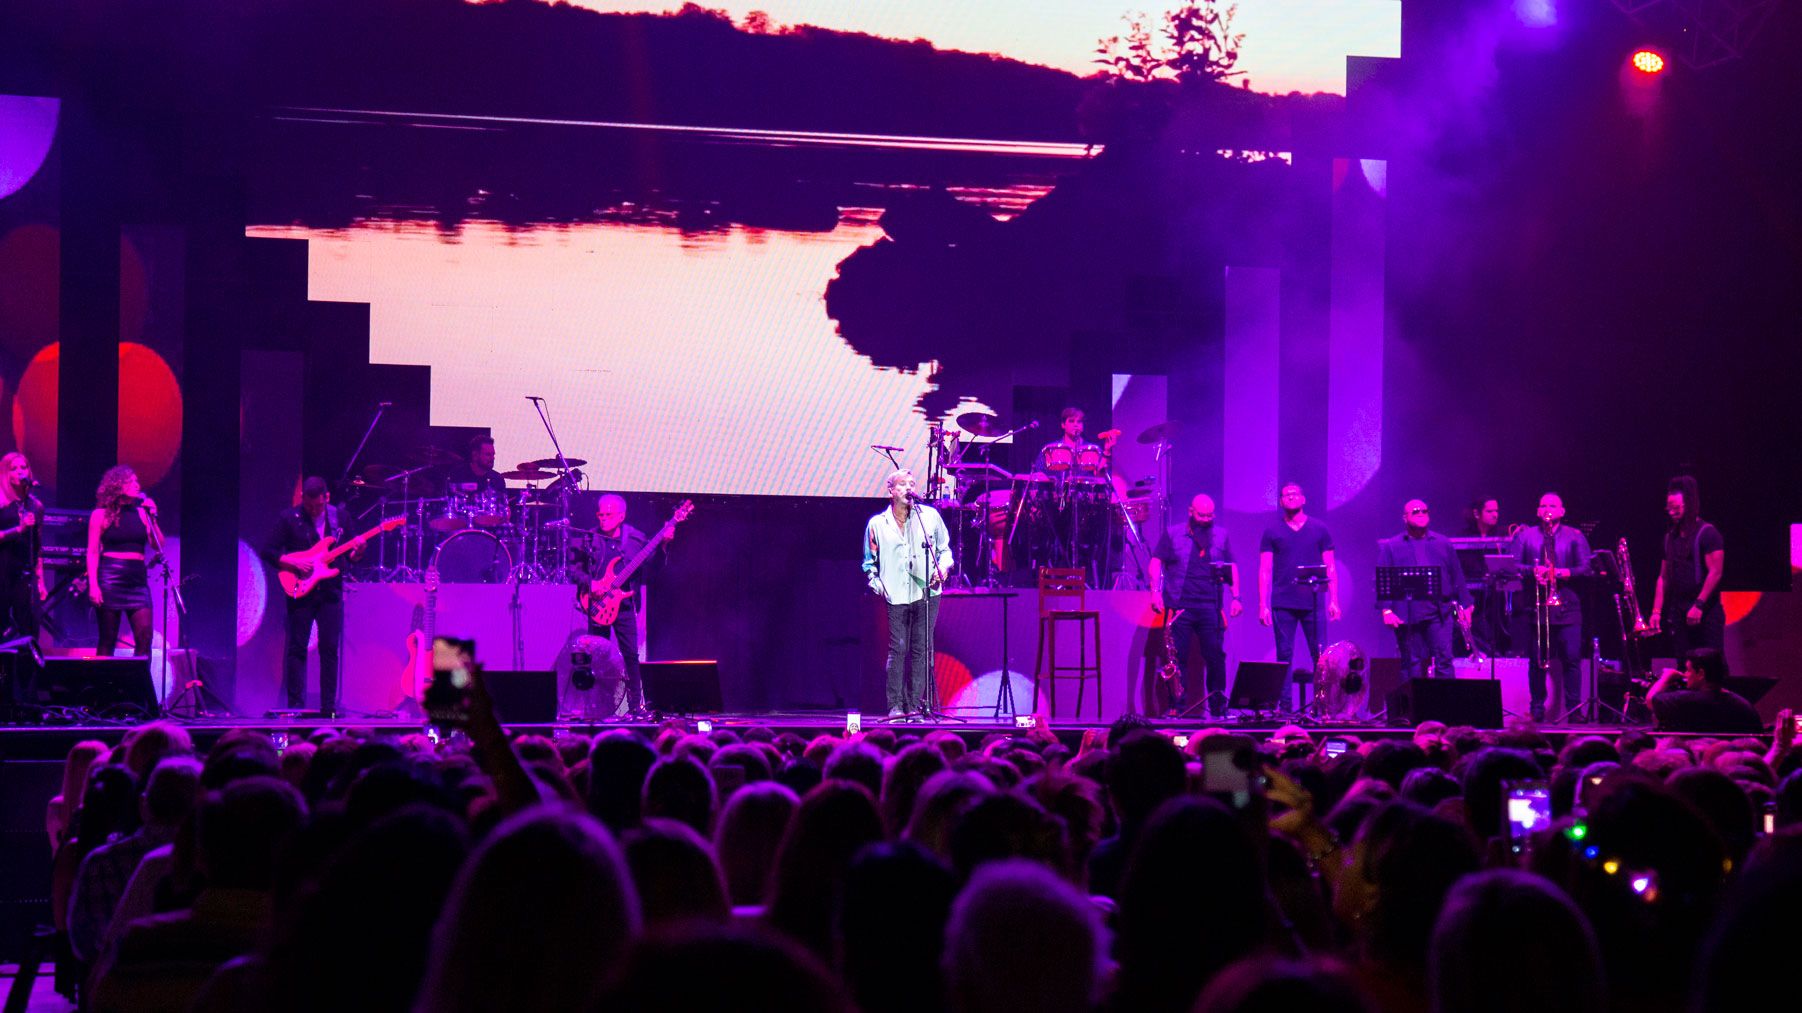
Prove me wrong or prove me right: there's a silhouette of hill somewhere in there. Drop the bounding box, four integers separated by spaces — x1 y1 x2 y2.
249 1 1092 141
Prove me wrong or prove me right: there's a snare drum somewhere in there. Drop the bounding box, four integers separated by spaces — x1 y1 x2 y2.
432 529 513 583
1074 442 1106 474
1038 442 1074 472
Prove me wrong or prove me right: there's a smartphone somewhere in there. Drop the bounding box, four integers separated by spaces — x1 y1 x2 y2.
1764 803 1778 836
1202 747 1264 810
697 719 714 734
1173 734 1191 749
269 731 289 754
1504 780 1552 855
1793 713 1802 738
1015 714 1038 729
846 712 862 734
424 637 476 727
1322 737 1349 759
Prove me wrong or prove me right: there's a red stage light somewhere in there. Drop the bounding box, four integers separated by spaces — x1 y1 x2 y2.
1631 49 1666 75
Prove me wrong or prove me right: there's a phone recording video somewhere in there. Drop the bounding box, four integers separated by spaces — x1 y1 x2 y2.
1322 737 1350 759
1202 747 1265 811
1504 780 1552 855
424 637 476 727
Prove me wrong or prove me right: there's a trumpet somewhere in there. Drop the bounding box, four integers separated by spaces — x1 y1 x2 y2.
1456 604 1487 666
1617 537 1649 636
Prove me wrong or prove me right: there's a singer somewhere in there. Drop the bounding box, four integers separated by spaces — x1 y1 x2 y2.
86 465 155 658
0 453 47 641
862 469 953 718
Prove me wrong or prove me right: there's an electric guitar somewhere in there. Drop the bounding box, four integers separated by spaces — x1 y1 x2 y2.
397 566 438 714
277 516 406 599
579 500 693 626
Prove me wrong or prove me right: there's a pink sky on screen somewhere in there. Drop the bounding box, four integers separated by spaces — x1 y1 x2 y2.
571 0 1400 96
247 218 996 498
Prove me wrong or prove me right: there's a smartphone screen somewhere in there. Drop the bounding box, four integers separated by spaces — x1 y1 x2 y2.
1505 781 1551 854
425 637 475 726
1173 734 1191 749
1322 738 1349 759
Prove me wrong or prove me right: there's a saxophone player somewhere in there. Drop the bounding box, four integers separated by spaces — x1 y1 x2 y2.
1650 475 1725 654
1510 493 1592 722
1150 494 1241 717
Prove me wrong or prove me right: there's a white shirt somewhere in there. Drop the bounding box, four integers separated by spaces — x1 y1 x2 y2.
863 503 953 605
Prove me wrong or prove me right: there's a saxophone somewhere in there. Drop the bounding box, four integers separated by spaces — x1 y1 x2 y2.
1617 537 1649 635
1159 607 1186 705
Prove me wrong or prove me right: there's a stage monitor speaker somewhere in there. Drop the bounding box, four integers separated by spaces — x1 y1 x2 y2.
481 671 557 725
1229 661 1289 711
1386 679 1503 729
29 657 158 717
643 661 723 715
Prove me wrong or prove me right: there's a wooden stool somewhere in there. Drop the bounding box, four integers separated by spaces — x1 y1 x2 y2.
1032 567 1103 720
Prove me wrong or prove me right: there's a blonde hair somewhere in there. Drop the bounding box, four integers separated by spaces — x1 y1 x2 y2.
0 452 27 504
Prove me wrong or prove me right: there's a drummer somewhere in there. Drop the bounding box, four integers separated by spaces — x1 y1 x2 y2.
445 435 509 499
1032 407 1118 476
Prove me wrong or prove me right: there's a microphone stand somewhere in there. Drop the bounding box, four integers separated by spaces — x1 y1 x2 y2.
143 507 230 718
528 397 580 579
339 403 389 490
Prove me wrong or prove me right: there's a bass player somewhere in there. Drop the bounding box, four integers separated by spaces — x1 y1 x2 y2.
265 476 363 716
573 494 671 716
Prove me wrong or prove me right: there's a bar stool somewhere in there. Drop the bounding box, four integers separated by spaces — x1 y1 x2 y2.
1032 567 1103 720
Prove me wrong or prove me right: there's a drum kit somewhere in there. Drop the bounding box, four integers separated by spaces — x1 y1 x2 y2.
928 413 1177 588
347 449 593 584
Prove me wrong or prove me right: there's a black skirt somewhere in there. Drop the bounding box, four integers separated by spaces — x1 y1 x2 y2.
98 556 151 611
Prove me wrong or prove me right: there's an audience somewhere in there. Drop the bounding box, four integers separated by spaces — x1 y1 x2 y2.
30 703 1795 1013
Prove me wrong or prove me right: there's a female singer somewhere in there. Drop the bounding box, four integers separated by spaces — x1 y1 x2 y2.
0 452 47 640
87 465 156 657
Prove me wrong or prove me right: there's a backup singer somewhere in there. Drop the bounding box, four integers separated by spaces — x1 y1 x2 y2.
1376 500 1473 681
1650 475 1724 654
1150 494 1242 716
86 465 156 658
1258 482 1340 694
1510 492 1592 722
266 477 359 715
0 453 47 641
863 470 953 718
573 494 662 715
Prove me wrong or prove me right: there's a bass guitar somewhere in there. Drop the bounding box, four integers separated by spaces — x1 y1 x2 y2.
579 500 693 626
277 516 406 599
396 566 438 715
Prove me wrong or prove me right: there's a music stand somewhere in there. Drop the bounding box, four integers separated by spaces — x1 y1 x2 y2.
1291 564 1333 714
1375 566 1442 612
1169 562 1236 719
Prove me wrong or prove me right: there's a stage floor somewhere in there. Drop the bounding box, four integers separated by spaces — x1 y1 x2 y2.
0 711 1652 760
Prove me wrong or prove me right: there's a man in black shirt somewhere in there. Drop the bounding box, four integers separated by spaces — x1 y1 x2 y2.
1258 483 1340 704
1376 499 1473 681
1150 493 1242 715
1650 475 1724 655
443 435 509 497
1510 492 1591 722
264 477 359 715
572 494 662 714
1647 647 1762 733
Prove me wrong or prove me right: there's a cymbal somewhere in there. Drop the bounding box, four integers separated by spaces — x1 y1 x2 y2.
524 457 587 471
500 468 553 481
955 413 1010 437
1137 421 1176 445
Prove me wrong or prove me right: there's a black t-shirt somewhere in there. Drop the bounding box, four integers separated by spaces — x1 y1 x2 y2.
444 464 509 498
1260 518 1333 611
0 496 43 578
1652 688 1762 734
1662 522 1724 604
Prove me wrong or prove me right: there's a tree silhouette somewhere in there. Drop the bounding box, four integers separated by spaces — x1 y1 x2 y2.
1095 2 1245 87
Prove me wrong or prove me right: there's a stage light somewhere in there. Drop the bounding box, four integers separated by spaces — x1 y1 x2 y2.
1630 49 1666 75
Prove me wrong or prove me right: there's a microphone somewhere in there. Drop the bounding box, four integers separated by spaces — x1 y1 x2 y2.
1026 420 1040 430
906 491 926 501
376 401 394 408
871 444 906 453
525 395 545 402
19 477 34 490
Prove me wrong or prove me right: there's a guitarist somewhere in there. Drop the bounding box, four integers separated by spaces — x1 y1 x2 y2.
572 494 664 715
264 477 361 716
